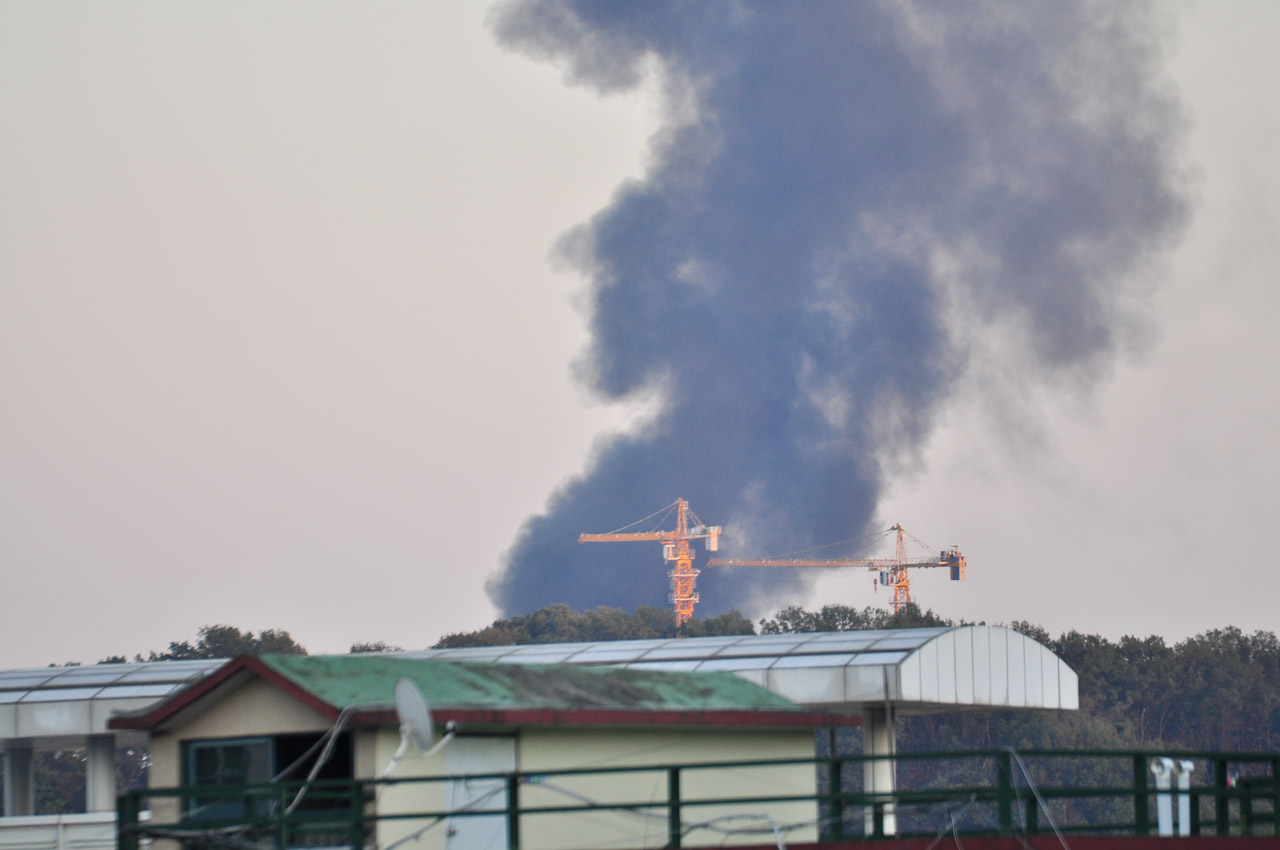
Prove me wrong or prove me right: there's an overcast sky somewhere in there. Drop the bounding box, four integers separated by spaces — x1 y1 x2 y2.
2 2 1276 669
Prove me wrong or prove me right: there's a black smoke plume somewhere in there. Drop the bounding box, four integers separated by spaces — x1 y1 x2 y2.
485 2 1186 618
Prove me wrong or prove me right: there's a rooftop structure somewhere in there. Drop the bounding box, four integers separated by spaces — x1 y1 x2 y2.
412 624 1078 713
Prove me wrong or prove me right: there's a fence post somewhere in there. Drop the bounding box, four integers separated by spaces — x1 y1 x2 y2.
506 775 521 850
1273 757 1280 838
1133 755 1150 836
117 790 140 850
349 780 365 850
997 751 1014 834
1214 757 1229 836
668 767 682 849
828 756 844 840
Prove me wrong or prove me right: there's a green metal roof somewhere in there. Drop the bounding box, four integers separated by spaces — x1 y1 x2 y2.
258 654 800 713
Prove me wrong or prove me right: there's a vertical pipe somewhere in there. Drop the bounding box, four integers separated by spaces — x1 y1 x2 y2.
1176 760 1195 837
1152 757 1174 836
862 708 897 836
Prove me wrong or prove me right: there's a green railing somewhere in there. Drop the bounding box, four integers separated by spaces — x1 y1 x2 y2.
118 748 1279 850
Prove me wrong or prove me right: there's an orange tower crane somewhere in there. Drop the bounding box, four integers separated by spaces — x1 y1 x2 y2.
579 498 722 628
707 524 965 613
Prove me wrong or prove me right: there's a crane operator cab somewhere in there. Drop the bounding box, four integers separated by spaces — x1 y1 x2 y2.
941 547 967 581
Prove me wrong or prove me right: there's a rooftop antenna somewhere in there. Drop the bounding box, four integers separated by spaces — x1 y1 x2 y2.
381 677 456 779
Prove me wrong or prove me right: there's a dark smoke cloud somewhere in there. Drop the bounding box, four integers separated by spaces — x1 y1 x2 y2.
485 2 1186 618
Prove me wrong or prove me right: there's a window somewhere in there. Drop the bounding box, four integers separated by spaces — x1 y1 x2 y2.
186 737 274 821
182 733 353 823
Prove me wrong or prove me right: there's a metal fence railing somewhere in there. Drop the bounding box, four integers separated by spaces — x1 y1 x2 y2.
118 748 1279 850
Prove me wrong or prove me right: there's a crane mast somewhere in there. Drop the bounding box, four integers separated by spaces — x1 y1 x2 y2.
707 524 965 613
579 498 721 628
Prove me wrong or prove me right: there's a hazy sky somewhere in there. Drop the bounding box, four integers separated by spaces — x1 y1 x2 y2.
2 2 1276 668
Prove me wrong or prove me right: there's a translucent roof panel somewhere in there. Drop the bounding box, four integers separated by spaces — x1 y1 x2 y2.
623 660 704 673
0 659 225 741
636 643 727 660
848 651 909 666
770 653 858 669
22 687 104 703
692 656 777 671
716 639 813 657
796 635 883 652
118 667 219 684
570 643 668 663
865 634 946 651
0 673 58 689
46 668 132 685
96 684 187 700
422 625 1078 713
495 650 578 664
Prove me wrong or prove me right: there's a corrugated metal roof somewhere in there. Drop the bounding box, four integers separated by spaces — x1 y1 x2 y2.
259 654 799 712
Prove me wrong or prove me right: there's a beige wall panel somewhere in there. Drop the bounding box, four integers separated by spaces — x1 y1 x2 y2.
517 728 818 850
170 679 333 740
371 725 451 850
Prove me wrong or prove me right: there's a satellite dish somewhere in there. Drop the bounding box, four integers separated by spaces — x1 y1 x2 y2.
380 677 455 780
394 678 434 751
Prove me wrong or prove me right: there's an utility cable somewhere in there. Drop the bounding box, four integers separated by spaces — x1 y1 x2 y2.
1005 747 1071 850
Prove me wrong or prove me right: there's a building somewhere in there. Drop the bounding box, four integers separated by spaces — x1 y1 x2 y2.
108 653 841 850
2 626 1085 850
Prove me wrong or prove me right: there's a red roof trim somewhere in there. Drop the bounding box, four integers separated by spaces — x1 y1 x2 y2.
108 656 342 730
350 707 859 730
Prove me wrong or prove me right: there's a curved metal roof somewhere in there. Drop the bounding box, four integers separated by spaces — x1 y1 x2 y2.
0 660 224 742
411 625 1078 713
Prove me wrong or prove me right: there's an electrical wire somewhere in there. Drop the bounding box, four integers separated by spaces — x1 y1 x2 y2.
529 775 813 848
284 704 365 815
381 784 506 850
1005 747 1071 850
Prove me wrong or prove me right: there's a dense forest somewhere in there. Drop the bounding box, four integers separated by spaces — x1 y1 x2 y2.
7 608 1279 815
